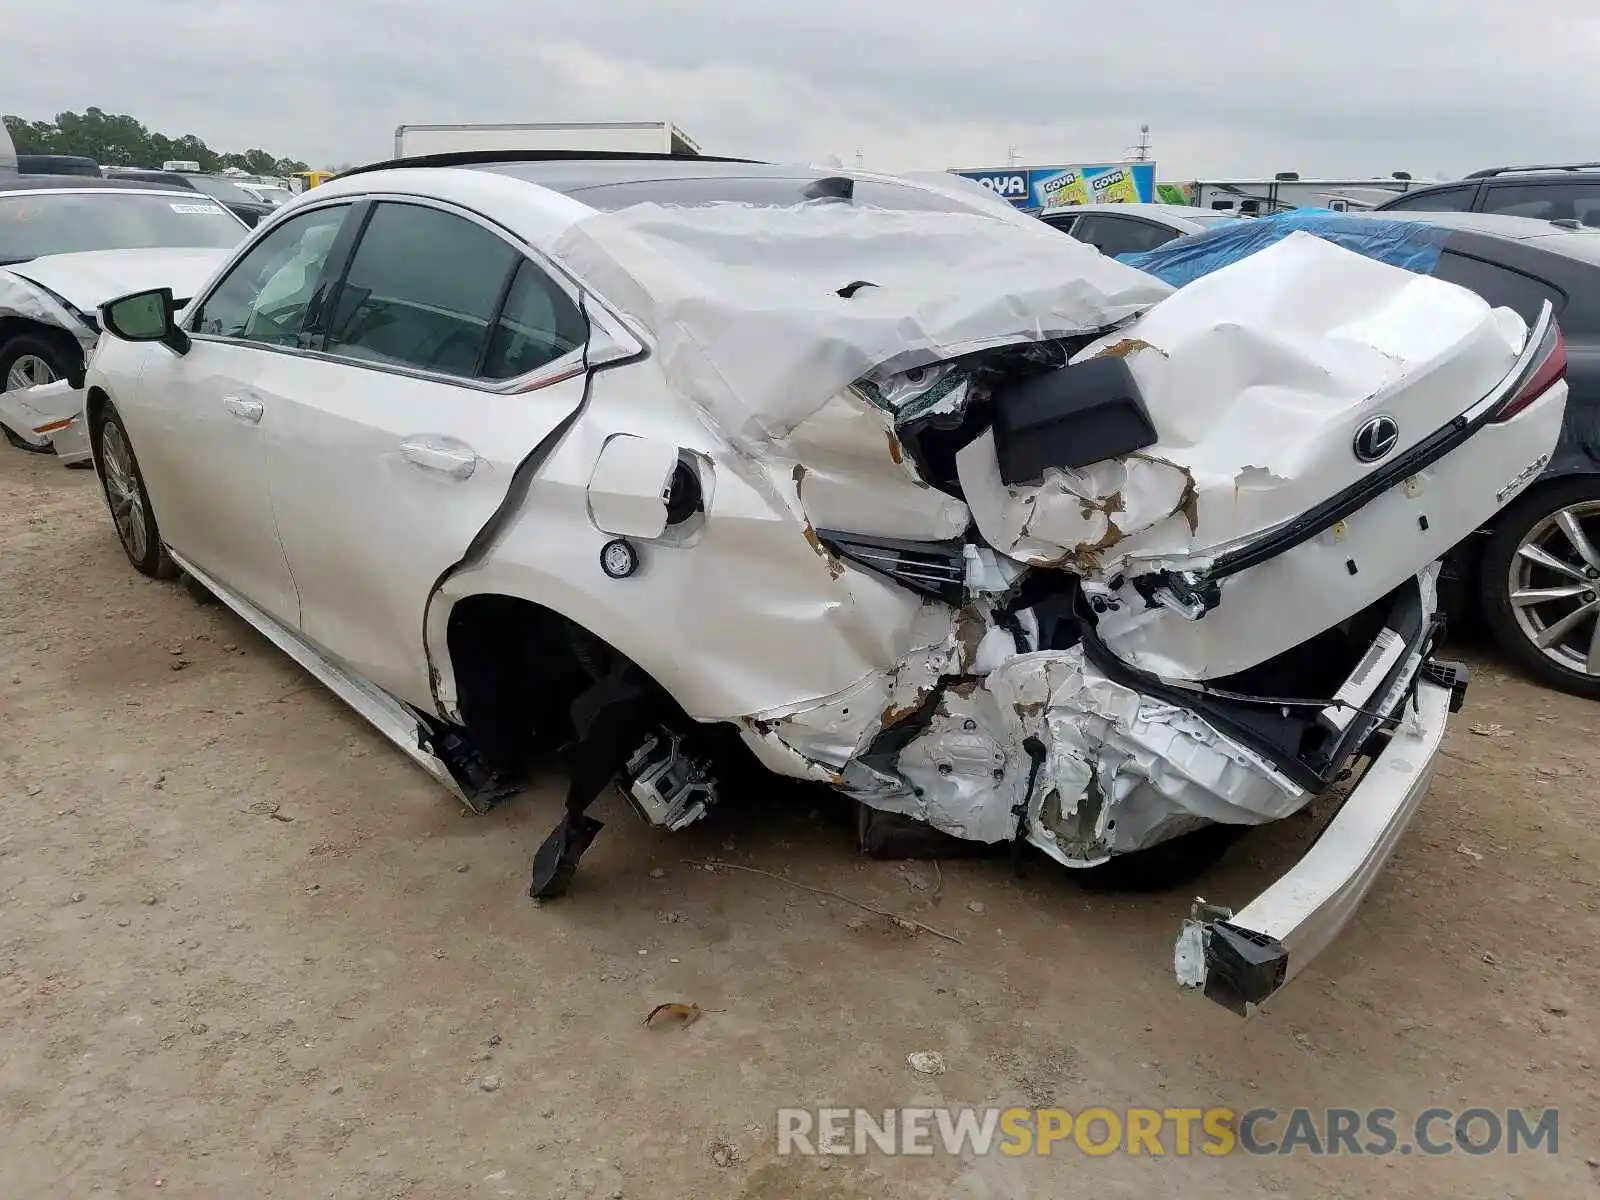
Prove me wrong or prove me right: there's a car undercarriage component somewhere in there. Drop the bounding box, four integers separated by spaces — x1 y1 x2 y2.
528 663 655 899
528 666 718 898
622 729 716 831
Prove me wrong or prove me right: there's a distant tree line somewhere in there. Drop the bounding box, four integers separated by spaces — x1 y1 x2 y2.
3 108 311 176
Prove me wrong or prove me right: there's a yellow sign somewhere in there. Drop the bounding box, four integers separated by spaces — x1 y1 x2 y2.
1039 170 1091 209
1091 166 1141 205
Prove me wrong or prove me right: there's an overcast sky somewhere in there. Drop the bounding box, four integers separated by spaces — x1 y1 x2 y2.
8 0 1597 179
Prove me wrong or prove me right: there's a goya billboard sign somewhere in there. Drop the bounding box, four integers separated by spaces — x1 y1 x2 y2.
951 162 1157 210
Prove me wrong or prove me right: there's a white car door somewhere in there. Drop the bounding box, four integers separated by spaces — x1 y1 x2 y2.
129 202 356 626
260 199 595 709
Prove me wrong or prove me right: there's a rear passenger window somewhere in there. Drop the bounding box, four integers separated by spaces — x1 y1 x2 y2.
1380 185 1474 212
1430 251 1566 326
324 202 517 378
482 260 588 379
1482 181 1600 226
1070 215 1178 257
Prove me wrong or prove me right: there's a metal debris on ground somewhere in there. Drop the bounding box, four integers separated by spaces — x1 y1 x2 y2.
907 1051 947 1075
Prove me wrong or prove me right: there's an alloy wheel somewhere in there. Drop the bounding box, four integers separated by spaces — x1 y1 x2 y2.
4 353 57 392
99 421 149 564
1508 499 1600 680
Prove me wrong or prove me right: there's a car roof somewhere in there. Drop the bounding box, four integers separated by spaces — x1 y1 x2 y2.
107 167 189 179
1365 210 1582 239
1048 202 1205 217
1389 170 1600 200
1463 165 1600 181
0 175 185 194
475 156 868 195
1355 209 1600 268
468 156 1028 219
1044 202 1227 225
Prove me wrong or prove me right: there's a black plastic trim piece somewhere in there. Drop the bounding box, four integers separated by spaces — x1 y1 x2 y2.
990 354 1158 485
816 531 968 605
335 149 763 181
299 199 373 351
1203 921 1289 1014
1420 658 1472 713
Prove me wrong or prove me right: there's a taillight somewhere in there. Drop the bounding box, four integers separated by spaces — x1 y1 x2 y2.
1493 323 1566 423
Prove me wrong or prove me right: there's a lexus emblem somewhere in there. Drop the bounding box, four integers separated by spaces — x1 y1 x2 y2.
1353 415 1400 464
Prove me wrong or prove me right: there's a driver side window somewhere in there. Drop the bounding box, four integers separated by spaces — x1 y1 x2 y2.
191 205 350 345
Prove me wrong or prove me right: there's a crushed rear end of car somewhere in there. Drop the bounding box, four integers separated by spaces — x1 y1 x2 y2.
540 203 1567 1010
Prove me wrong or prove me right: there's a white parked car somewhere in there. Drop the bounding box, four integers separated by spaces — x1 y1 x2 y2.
84 156 1567 1012
239 182 296 207
1041 202 1241 257
0 176 247 461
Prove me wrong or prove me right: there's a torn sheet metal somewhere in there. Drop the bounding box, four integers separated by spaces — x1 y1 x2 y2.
0 269 92 347
785 388 973 542
548 200 1170 453
986 650 1306 860
4 247 231 314
747 633 1309 861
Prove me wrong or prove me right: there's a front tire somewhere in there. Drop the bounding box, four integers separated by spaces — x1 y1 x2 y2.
91 402 179 580
1075 823 1244 892
1479 477 1600 700
0 329 79 453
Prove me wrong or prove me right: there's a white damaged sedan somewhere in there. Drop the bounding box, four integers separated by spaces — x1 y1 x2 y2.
83 156 1567 1012
0 176 246 461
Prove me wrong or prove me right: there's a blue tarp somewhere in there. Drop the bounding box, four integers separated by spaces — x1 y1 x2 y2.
1118 210 1451 288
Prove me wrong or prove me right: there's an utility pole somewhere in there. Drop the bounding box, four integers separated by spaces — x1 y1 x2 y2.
1128 123 1152 162
1006 145 1019 168
855 145 864 169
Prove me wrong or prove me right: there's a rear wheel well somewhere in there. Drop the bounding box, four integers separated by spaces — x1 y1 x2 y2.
445 594 629 776
444 592 758 788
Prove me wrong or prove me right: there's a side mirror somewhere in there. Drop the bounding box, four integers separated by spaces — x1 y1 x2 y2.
100 287 190 356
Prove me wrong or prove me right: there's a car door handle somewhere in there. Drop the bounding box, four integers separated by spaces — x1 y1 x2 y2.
222 393 265 423
399 438 478 480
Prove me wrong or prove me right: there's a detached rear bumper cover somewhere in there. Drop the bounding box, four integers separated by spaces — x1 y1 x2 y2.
1174 677 1453 1013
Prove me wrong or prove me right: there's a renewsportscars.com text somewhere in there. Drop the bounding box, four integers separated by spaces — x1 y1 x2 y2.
776 1106 1559 1158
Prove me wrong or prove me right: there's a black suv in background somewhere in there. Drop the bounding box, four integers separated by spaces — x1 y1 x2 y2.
1375 164 1600 225
1332 214 1600 698
17 154 102 177
1125 210 1600 700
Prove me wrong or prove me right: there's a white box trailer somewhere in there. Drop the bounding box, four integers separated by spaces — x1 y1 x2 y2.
393 121 701 159
1187 173 1447 214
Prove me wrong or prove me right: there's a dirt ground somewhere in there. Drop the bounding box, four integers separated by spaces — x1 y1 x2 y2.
2 448 1598 1200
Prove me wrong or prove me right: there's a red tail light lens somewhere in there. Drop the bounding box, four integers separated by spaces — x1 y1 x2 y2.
1493 323 1566 423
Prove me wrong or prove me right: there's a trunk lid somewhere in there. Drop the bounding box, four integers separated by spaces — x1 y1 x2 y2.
946 233 1567 680
552 204 1566 681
